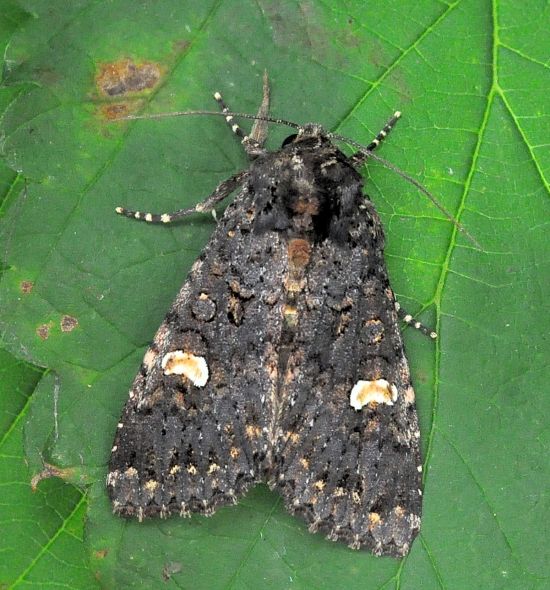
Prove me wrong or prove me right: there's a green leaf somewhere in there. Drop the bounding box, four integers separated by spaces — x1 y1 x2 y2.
1 1 548 588
0 350 98 589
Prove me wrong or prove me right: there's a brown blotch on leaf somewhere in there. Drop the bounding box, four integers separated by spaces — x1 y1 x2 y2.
100 103 131 120
162 561 183 582
96 58 161 97
61 315 79 333
94 549 109 560
31 463 75 491
20 280 34 294
36 323 53 340
173 39 191 52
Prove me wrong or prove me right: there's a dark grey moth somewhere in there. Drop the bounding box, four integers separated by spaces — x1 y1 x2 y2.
108 76 434 558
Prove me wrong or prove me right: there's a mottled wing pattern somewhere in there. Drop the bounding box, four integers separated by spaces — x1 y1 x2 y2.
272 201 423 557
108 187 286 518
109 122 425 558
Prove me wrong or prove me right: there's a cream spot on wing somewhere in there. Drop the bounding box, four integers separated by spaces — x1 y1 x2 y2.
143 347 157 370
107 471 118 486
404 386 416 405
161 351 208 387
368 512 381 528
349 379 398 410
394 505 405 518
144 479 159 494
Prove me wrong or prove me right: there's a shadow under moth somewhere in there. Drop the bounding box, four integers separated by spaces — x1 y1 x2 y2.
107 75 442 558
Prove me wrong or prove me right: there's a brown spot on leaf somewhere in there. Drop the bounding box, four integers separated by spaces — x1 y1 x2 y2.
96 58 161 97
100 103 131 120
61 315 78 332
93 549 109 560
31 463 75 490
162 561 183 581
173 39 191 52
36 322 53 340
20 280 34 294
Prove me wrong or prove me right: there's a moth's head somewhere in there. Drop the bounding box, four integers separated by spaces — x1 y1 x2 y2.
281 123 329 149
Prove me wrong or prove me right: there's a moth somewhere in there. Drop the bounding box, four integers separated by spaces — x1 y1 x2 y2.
107 76 439 558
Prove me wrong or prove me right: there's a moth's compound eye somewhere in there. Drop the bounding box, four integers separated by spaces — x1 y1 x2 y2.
282 134 298 147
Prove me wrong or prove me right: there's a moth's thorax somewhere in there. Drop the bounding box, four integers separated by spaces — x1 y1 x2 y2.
249 141 364 241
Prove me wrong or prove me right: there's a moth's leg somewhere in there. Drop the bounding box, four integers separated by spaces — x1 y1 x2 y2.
213 71 269 158
115 170 248 224
395 301 437 340
349 111 401 167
